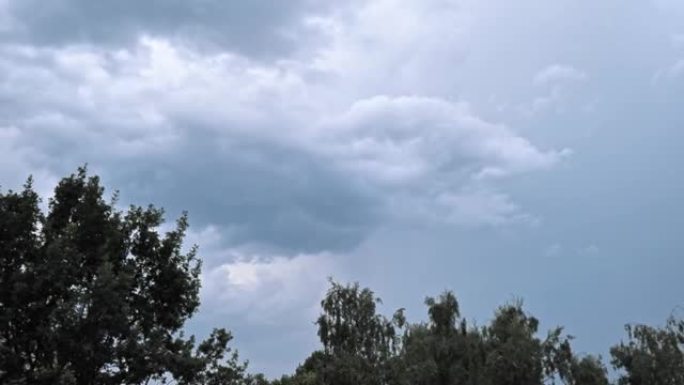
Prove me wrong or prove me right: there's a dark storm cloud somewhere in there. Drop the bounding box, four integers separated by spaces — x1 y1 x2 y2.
107 132 381 253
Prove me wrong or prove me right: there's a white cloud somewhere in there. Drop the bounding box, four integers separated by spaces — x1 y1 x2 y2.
533 65 587 86
544 243 563 258
577 244 600 257
321 96 564 182
434 189 538 226
306 0 471 97
201 251 336 325
653 58 684 81
542 243 600 259
520 64 588 116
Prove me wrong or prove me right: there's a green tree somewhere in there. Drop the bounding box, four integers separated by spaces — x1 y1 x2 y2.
0 168 248 385
482 302 566 385
271 351 327 385
400 291 486 385
611 317 684 385
567 355 609 385
315 280 405 385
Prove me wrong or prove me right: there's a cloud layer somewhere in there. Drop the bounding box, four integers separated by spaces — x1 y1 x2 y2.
0 8 566 250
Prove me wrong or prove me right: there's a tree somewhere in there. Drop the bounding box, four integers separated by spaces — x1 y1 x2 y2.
400 291 485 385
611 317 684 385
271 351 328 385
0 168 248 385
480 301 585 385
567 355 609 385
305 283 609 385
314 280 405 385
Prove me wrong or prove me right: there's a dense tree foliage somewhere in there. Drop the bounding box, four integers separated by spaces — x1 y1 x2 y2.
1 169 683 384
315 280 405 385
0 168 247 385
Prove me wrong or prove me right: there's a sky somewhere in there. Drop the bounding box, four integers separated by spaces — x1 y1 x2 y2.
1 0 684 378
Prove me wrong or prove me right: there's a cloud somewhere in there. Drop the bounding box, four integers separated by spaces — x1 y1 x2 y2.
201 251 336 325
653 59 684 81
533 65 587 87
433 189 539 227
0 125 63 202
0 1 568 253
520 64 588 116
305 0 470 97
1 0 332 59
653 33 684 82
0 39 381 251
322 96 564 182
577 244 600 257
543 243 563 258
542 243 601 259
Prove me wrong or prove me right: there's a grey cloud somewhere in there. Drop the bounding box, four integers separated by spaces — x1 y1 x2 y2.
2 115 380 252
108 134 380 253
2 0 329 58
0 1 568 253
0 40 378 252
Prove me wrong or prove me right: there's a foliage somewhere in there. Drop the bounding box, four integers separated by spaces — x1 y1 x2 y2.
0 168 248 385
313 280 405 385
610 317 684 385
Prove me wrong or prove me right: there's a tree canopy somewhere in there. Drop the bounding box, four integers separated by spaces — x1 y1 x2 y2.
0 168 248 385
1 169 683 385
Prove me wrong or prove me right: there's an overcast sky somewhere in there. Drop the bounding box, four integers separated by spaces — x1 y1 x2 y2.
2 0 684 377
